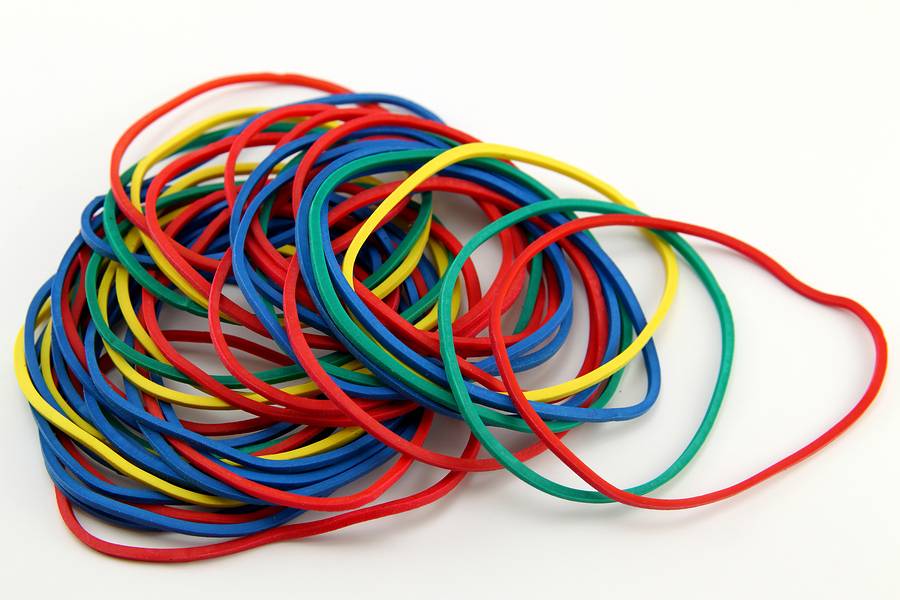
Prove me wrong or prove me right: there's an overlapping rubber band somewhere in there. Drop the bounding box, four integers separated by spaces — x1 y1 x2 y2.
13 72 887 561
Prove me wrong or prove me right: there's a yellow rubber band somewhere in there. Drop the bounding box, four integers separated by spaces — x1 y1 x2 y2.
342 142 679 402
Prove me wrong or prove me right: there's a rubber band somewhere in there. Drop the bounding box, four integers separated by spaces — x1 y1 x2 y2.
11 72 886 562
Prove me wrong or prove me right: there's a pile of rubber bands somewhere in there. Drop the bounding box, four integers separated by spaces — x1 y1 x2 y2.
14 72 887 562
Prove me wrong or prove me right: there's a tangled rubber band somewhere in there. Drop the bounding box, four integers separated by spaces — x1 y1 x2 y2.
12 72 887 562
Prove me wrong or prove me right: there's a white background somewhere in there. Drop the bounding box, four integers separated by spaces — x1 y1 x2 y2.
1 1 898 598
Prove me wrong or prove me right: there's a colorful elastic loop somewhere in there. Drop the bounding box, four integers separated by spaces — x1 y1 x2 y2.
13 72 887 562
